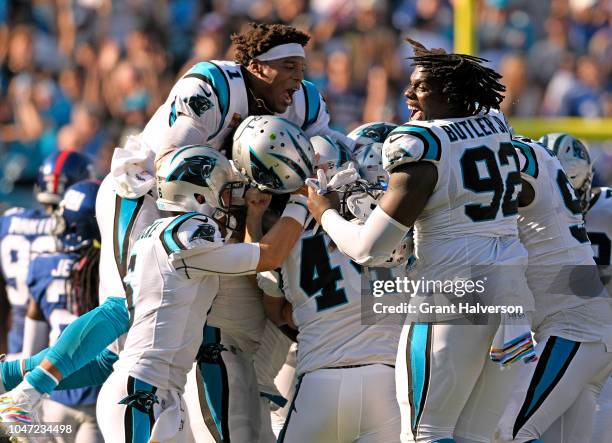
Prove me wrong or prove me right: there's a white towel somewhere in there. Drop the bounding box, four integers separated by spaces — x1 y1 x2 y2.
110 135 156 199
490 312 537 368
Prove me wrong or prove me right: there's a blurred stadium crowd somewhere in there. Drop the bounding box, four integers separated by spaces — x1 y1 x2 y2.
1 0 611 207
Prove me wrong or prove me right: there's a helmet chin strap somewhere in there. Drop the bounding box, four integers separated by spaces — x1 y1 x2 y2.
247 86 275 114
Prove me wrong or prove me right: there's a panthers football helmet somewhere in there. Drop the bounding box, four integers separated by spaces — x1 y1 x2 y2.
156 145 245 215
311 135 354 181
232 116 315 194
36 150 94 206
540 133 593 212
347 121 398 146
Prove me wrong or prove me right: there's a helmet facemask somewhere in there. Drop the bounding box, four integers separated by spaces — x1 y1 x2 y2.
341 179 386 221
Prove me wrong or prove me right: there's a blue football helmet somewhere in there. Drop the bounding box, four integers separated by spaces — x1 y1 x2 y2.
52 180 101 250
36 150 94 206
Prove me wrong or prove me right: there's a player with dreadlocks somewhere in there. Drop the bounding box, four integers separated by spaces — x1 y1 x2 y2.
21 180 103 441
307 39 535 442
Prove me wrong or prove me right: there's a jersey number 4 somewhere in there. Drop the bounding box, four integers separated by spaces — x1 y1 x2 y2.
299 234 348 312
461 143 521 222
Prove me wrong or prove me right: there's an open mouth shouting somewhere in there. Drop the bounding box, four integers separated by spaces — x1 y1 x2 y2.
282 86 300 107
408 101 425 121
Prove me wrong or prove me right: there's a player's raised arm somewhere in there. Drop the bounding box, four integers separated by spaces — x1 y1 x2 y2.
307 157 436 266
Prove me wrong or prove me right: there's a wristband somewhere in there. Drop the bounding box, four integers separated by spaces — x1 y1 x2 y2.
281 196 309 226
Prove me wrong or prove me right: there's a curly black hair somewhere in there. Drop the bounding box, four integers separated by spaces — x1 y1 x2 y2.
66 243 100 316
232 22 310 66
406 38 506 116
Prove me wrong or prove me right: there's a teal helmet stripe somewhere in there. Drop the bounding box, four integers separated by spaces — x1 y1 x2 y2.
512 140 539 178
552 133 569 155
249 147 284 190
170 145 200 164
270 153 308 181
301 80 320 130
185 62 230 140
287 130 313 174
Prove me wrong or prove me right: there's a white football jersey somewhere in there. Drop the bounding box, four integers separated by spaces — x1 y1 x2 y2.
514 137 612 343
113 212 260 391
96 175 163 304
514 137 594 265
586 187 612 266
140 60 352 154
382 113 530 297
206 274 266 354
280 227 399 376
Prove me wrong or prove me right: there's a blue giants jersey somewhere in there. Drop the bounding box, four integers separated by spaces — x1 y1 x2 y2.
0 207 56 354
27 252 99 406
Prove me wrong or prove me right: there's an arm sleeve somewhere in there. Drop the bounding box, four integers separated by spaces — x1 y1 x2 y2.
170 242 261 277
257 270 285 298
321 206 411 266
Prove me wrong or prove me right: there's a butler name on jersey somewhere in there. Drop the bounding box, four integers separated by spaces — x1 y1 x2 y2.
382 112 531 308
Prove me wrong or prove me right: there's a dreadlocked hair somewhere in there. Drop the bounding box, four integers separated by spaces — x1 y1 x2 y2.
66 242 100 316
406 38 505 115
232 22 310 66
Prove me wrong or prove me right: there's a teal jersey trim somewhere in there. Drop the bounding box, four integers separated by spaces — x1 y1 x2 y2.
512 140 539 178
117 198 141 263
394 125 442 161
301 80 320 130
185 62 230 141
160 212 199 254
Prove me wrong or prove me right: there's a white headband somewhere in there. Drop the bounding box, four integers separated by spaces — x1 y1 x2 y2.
255 43 305 61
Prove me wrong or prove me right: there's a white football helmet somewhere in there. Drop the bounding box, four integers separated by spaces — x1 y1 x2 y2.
156 145 245 215
352 142 388 185
232 116 315 194
539 133 593 212
347 121 398 146
310 135 354 180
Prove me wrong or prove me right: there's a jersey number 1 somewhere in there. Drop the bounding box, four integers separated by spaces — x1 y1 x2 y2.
299 234 348 312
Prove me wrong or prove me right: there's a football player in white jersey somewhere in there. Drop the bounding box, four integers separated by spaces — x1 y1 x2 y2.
96 145 309 442
453 136 612 443
307 39 535 443
0 22 352 428
247 134 403 443
183 116 315 443
538 133 612 443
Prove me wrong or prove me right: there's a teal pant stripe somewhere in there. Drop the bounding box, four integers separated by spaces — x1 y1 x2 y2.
277 375 304 443
513 336 580 438
199 325 230 441
408 323 431 437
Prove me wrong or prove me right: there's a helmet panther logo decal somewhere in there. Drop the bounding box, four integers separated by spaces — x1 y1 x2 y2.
572 140 590 161
359 123 396 143
167 155 217 187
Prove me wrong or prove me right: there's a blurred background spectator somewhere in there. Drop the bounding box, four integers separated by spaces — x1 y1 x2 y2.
0 0 610 209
